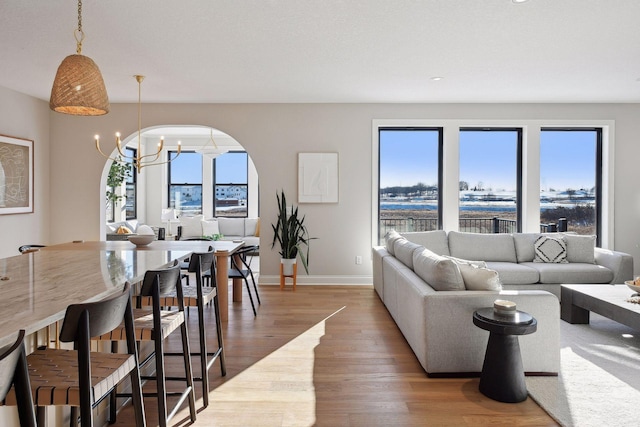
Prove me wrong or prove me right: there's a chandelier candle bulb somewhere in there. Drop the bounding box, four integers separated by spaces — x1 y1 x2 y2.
493 299 517 316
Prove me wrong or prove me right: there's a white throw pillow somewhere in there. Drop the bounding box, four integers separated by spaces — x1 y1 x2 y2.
534 235 568 263
244 218 259 236
564 234 596 264
201 219 220 236
218 217 245 236
179 215 204 238
412 248 465 291
457 263 502 291
444 255 488 269
384 230 403 256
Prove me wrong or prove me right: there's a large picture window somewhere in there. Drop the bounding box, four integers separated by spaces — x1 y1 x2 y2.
540 128 601 242
169 151 203 216
214 152 248 217
378 128 442 243
459 128 522 233
124 148 137 220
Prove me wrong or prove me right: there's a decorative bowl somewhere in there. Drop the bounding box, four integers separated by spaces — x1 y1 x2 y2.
128 234 154 246
624 280 640 294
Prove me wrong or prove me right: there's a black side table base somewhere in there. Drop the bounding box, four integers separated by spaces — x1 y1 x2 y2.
478 333 527 403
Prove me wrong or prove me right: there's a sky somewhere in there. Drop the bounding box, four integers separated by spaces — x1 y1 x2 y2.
169 151 248 184
380 129 597 191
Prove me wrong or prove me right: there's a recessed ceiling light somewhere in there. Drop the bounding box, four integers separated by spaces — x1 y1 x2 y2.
512 0 529 3
430 76 444 81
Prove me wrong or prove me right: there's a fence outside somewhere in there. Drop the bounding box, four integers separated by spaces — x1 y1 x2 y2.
380 217 568 239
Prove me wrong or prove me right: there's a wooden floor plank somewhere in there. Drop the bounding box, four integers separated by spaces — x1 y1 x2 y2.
113 284 557 426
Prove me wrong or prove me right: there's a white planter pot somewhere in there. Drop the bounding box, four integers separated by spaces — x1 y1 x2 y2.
281 258 297 276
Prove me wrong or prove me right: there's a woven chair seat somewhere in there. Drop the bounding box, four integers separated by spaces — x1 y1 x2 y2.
137 286 217 308
97 308 184 342
6 349 136 407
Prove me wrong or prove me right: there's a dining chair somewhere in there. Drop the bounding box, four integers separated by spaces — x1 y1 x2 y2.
25 282 146 427
0 330 37 427
165 247 226 408
98 261 196 427
205 244 261 316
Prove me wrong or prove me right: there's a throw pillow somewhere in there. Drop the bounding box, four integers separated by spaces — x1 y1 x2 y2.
444 255 488 269
201 219 220 236
564 234 596 264
412 248 465 291
393 239 423 270
179 215 204 239
534 235 568 263
457 263 502 291
384 230 404 256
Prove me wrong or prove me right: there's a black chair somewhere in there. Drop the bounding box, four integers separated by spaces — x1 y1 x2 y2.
98 261 196 427
206 245 261 316
0 330 37 427
166 247 226 408
25 283 146 427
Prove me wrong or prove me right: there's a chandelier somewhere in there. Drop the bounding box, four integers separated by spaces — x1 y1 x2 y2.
50 0 109 116
196 129 229 159
95 75 181 173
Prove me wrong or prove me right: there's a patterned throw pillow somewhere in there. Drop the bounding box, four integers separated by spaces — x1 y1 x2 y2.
534 235 568 263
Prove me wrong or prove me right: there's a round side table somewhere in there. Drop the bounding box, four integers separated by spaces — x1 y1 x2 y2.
473 307 537 403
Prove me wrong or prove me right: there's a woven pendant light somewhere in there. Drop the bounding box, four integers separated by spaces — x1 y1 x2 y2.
50 0 109 116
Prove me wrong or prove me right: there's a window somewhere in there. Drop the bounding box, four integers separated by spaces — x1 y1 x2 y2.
459 128 522 233
214 152 248 217
169 151 203 216
378 128 442 242
540 128 601 242
124 148 137 220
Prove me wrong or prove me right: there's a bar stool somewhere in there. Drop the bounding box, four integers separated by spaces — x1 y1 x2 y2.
165 247 226 408
99 261 196 427
0 330 37 427
24 283 146 427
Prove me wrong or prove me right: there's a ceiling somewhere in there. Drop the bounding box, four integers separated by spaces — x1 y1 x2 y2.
2 0 640 104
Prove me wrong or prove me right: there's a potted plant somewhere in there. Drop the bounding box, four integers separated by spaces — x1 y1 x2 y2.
271 190 314 275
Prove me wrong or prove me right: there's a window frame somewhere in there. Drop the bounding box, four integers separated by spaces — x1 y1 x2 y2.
377 127 443 240
212 150 249 218
540 127 603 245
168 150 203 216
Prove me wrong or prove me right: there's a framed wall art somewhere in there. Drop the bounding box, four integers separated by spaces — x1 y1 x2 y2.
298 152 339 203
0 134 34 214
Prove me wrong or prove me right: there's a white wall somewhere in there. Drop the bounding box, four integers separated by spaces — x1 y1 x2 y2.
49 102 640 281
0 86 50 259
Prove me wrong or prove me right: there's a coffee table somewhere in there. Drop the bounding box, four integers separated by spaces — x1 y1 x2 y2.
560 284 640 329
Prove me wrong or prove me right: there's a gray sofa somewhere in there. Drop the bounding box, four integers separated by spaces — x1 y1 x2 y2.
371 230 632 376
177 216 260 247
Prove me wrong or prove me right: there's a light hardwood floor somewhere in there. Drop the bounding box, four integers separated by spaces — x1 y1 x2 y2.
114 284 557 426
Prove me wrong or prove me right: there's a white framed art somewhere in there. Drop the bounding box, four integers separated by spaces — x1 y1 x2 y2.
0 134 34 214
298 152 338 203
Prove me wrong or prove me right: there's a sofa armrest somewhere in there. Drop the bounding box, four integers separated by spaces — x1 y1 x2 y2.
372 246 391 300
421 290 560 375
595 247 634 284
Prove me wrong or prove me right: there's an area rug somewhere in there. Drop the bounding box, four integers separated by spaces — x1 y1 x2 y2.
526 313 640 427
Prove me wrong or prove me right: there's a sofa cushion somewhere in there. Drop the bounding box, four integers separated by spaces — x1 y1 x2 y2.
521 262 613 284
534 235 568 263
400 230 450 256
384 230 404 256
201 219 220 236
448 231 517 262
245 218 259 236
412 248 465 291
485 262 540 285
457 263 502 291
513 233 540 262
444 256 487 269
394 239 423 270
564 234 596 264
218 217 245 237
179 215 204 238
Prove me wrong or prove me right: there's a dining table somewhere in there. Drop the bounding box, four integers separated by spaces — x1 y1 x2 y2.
0 239 245 346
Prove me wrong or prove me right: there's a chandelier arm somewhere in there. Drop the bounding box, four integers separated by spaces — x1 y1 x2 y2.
95 143 130 164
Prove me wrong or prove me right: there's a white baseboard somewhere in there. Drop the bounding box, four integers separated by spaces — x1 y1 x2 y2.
258 275 373 285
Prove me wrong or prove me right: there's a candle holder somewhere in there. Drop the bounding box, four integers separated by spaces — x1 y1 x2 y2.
493 299 517 316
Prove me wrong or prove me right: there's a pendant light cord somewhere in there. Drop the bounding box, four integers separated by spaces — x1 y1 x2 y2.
74 0 84 54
